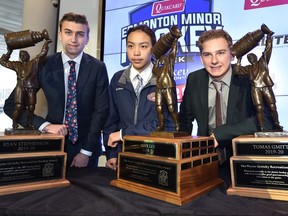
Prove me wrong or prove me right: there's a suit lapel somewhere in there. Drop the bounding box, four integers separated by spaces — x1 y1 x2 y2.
77 53 91 97
198 71 209 132
226 74 240 123
48 54 66 122
52 55 65 98
56 55 65 118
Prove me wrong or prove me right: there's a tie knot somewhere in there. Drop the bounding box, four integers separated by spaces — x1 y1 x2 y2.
68 60 76 68
212 80 223 92
136 74 143 83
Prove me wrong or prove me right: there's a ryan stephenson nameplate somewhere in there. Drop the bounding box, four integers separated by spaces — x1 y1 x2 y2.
0 139 62 153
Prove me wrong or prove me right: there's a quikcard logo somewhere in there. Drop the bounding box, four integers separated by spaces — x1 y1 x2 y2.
152 0 185 16
244 0 288 10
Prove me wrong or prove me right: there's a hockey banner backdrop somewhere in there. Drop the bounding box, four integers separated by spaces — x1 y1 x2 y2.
102 0 288 131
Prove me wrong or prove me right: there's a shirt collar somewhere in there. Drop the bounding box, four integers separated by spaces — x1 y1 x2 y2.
209 66 232 87
61 51 83 65
130 62 153 82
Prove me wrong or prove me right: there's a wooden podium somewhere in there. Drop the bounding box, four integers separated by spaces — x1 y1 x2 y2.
111 135 223 206
228 135 288 201
0 132 70 195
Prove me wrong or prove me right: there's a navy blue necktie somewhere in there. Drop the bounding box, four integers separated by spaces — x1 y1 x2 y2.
65 61 78 144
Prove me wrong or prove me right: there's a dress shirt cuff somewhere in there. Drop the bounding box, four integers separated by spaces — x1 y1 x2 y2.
39 122 51 132
80 149 92 156
120 129 123 141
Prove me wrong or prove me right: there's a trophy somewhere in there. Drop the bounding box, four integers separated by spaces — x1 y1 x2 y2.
228 24 288 201
232 24 282 133
231 24 271 58
4 29 50 50
152 25 182 59
0 29 69 196
150 26 185 136
0 29 51 135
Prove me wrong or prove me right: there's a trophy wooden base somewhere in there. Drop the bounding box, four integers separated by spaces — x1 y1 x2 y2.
0 178 70 196
0 133 70 195
228 135 288 201
227 186 288 201
5 128 41 135
111 164 223 206
111 135 223 206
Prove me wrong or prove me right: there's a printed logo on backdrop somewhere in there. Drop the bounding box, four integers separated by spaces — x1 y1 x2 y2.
244 0 288 10
151 0 185 16
120 0 224 102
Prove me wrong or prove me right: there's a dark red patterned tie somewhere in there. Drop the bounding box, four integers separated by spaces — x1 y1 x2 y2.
65 61 78 144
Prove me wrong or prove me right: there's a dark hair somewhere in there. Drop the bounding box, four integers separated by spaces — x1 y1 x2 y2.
59 12 90 35
126 25 156 46
198 29 233 53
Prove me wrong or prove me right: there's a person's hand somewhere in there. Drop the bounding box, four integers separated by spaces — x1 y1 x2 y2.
1 50 12 61
236 57 242 65
46 39 52 44
70 153 89 168
267 30 274 37
6 49 12 56
108 131 121 147
1 54 9 61
43 124 67 136
210 133 219 148
105 158 117 170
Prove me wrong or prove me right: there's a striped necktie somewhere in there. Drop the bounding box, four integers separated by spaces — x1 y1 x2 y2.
135 74 143 98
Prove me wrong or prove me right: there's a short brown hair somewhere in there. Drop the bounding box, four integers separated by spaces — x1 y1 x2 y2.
59 12 90 35
198 29 233 53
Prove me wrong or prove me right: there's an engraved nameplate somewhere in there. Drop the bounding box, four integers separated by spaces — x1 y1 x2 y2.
233 160 288 190
0 138 63 153
235 141 288 156
119 155 177 192
0 155 65 186
124 140 177 158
